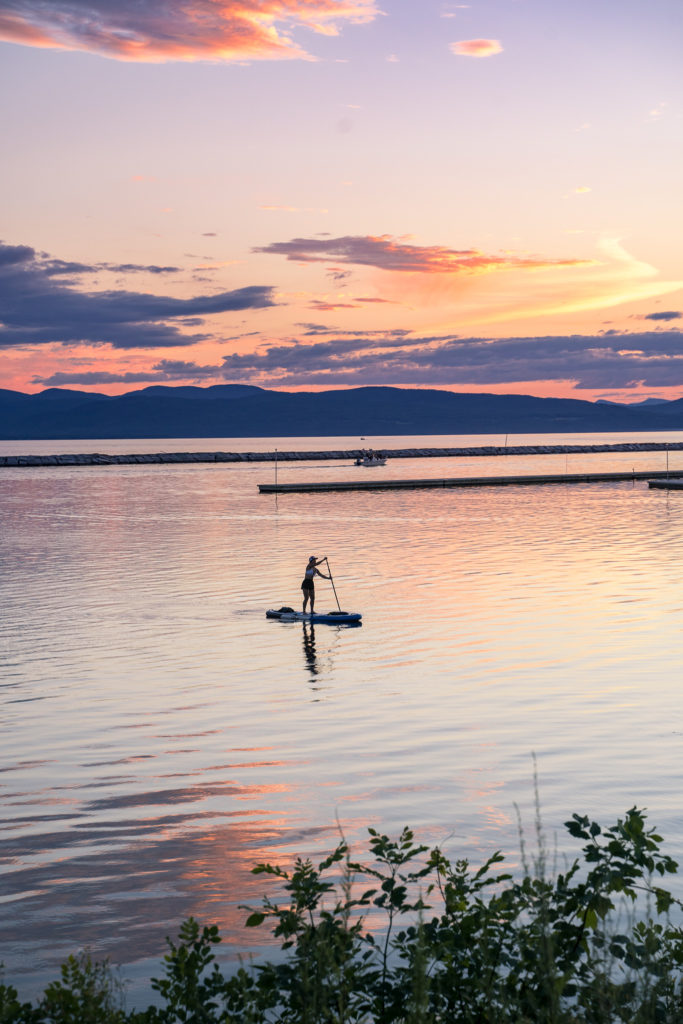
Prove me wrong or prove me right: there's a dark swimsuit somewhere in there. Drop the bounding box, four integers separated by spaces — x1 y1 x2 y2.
301 567 315 592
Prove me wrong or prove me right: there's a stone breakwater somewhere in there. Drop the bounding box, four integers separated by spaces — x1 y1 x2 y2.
1 441 683 467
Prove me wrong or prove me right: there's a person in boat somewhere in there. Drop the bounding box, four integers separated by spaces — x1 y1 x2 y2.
301 556 329 615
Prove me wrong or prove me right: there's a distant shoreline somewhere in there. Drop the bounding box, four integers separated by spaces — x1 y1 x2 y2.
4 384 683 441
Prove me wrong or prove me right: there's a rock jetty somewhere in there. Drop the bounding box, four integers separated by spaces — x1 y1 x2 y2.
1 441 683 468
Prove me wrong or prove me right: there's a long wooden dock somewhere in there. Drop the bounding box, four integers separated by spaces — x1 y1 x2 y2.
648 478 683 489
259 470 682 494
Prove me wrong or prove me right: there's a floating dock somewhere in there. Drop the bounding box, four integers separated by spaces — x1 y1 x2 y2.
259 470 682 494
648 478 683 490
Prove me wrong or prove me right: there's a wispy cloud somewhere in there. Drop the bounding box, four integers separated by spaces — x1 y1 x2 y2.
215 326 683 390
32 369 163 387
32 320 683 392
33 360 224 387
325 267 353 282
0 0 379 63
306 294 396 311
643 310 681 321
254 234 587 275
308 299 359 311
0 244 181 278
0 241 274 350
258 204 329 213
441 4 471 17
450 39 503 57
258 205 301 213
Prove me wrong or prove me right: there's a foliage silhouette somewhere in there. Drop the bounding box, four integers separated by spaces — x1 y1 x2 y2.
3 808 683 1022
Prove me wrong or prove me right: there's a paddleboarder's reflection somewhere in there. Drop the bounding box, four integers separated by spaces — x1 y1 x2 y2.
302 621 319 676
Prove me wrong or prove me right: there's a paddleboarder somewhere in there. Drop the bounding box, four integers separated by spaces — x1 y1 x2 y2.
302 556 330 615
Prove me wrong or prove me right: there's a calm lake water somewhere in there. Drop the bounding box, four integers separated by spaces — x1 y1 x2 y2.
2 431 683 1004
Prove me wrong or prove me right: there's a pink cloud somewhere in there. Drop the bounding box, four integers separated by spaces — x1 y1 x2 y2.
305 295 396 310
0 10 56 46
0 0 379 63
255 234 590 275
450 38 503 57
307 299 359 310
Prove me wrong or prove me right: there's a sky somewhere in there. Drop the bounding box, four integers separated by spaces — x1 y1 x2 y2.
1 0 682 402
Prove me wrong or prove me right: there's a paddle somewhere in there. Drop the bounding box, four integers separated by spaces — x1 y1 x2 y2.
324 557 343 612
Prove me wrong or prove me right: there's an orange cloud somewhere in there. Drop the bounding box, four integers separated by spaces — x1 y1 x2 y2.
308 299 359 310
305 294 396 310
0 0 379 63
255 234 590 275
450 38 503 57
0 10 56 47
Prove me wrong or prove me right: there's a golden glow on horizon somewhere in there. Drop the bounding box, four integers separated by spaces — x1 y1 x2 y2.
415 239 683 333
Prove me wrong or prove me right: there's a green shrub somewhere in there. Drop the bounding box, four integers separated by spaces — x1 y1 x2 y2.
4 808 683 1022
39 952 128 1024
226 808 683 1022
0 977 42 1024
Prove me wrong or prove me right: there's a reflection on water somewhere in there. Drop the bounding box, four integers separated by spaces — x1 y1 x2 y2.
2 434 683 1002
302 622 318 678
297 620 362 687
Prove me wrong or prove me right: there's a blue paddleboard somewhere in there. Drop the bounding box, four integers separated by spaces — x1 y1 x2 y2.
266 608 362 625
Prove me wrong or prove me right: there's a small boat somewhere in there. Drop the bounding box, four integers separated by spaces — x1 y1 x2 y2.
266 607 362 625
354 453 386 467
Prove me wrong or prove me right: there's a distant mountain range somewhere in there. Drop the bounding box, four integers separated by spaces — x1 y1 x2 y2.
2 384 683 440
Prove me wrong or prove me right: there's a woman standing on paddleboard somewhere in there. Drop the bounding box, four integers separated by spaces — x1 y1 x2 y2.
302 556 329 615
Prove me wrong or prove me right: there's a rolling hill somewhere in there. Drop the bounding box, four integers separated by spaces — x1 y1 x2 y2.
2 385 682 440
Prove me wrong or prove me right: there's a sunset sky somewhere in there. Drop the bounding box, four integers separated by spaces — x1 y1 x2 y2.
1 0 682 401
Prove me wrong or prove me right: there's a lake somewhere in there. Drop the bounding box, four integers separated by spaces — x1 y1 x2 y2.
2 430 683 1004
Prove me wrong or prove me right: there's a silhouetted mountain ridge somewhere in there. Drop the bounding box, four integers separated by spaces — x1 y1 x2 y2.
1 385 682 440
